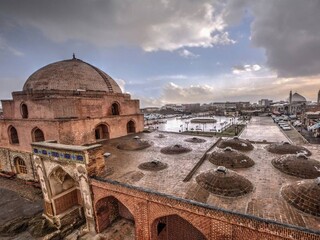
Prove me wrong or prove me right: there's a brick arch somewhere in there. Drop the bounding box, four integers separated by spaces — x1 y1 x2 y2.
127 119 136 133
111 101 121 115
94 122 110 140
151 214 207 240
95 195 136 233
148 203 210 239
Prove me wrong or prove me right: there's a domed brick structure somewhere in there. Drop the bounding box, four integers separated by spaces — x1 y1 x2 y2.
0 56 144 180
138 160 168 171
160 144 192 154
209 147 255 168
272 153 320 178
184 137 206 143
266 142 311 156
196 166 254 197
23 57 122 93
281 178 320 217
117 137 152 151
217 137 254 151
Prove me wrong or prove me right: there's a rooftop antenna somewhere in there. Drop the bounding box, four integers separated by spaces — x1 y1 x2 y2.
72 53 76 59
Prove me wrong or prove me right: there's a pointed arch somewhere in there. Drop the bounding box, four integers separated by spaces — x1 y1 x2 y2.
151 214 207 240
32 127 45 142
127 120 136 134
8 125 19 144
20 103 28 119
94 123 110 140
95 195 135 233
111 102 120 115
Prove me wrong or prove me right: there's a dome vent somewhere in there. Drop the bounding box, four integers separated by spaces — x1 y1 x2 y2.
117 138 152 151
272 154 320 179
266 142 311 156
217 138 254 151
281 178 320 217
196 167 253 197
160 144 192 154
184 137 206 143
209 149 255 168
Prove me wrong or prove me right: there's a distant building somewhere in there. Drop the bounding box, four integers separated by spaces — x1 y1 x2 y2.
258 99 273 107
141 107 160 113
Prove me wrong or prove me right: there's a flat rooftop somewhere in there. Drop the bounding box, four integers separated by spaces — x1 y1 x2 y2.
99 117 320 233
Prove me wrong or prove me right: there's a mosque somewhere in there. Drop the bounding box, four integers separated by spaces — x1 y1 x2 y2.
0 57 319 239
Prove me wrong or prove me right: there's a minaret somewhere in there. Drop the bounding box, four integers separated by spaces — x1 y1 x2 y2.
289 90 292 104
317 90 320 104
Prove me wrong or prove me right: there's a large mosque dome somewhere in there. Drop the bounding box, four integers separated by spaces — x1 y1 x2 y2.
23 57 122 93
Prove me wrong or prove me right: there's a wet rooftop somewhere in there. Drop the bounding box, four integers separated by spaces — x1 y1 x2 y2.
99 117 320 233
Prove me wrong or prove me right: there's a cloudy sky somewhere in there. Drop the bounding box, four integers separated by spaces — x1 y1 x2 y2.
0 0 320 107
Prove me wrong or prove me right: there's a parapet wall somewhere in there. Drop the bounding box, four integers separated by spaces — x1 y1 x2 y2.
91 177 320 240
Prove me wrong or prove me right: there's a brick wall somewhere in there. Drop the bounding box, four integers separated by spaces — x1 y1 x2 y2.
91 178 320 240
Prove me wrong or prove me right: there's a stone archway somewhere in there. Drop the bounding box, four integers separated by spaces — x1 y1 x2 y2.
151 214 207 240
95 196 135 237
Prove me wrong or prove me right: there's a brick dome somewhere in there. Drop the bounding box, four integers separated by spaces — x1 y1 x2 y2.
272 153 320 179
23 57 122 93
209 147 255 168
217 137 254 151
266 142 311 156
196 167 254 197
281 178 320 217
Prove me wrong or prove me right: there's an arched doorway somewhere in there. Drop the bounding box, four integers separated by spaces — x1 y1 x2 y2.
95 124 109 140
127 120 136 134
48 167 81 216
8 126 19 144
32 127 45 142
111 102 120 115
21 103 28 119
151 215 206 240
14 157 27 174
95 196 135 237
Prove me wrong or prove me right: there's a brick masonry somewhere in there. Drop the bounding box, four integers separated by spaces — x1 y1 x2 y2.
91 178 320 240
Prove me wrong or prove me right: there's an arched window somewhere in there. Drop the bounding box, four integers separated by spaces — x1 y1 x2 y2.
21 103 28 119
95 124 109 140
111 102 120 115
32 128 45 142
14 157 27 174
127 120 136 134
8 126 19 144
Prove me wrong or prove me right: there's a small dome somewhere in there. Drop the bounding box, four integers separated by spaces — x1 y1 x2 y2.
292 92 306 102
272 154 320 178
217 138 254 151
117 138 151 151
138 160 168 171
266 142 311 156
23 58 122 93
196 167 253 197
184 137 206 143
281 178 320 217
160 144 192 154
209 148 255 168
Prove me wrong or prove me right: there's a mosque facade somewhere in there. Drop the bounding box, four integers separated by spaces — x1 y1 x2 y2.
0 56 143 180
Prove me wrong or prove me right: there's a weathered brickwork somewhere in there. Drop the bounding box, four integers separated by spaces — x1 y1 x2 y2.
91 178 320 240
0 58 144 180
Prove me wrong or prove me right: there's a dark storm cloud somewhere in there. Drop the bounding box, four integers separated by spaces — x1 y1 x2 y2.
0 0 233 51
224 0 320 78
